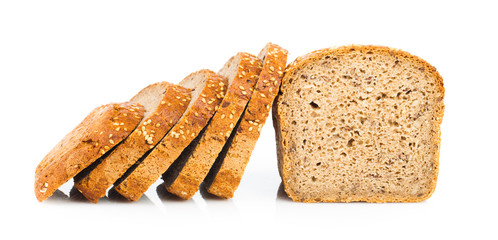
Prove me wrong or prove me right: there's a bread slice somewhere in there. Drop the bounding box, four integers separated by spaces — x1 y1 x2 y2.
74 82 190 203
273 45 445 202
163 52 262 200
34 102 145 202
204 43 288 198
114 70 227 201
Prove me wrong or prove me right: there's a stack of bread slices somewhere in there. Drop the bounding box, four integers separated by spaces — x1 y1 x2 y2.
35 43 288 202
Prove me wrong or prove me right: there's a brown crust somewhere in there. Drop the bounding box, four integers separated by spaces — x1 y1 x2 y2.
165 52 262 200
34 102 145 202
74 83 190 203
205 43 288 198
114 70 227 201
274 45 445 203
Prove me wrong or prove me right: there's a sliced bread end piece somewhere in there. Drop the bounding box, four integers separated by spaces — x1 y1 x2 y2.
114 70 227 201
34 102 145 202
204 43 288 198
163 52 263 200
74 82 190 203
274 45 444 202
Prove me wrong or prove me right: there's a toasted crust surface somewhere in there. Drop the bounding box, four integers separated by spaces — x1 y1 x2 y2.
164 52 262 200
34 102 145 202
114 70 227 201
273 45 445 203
205 43 288 198
74 83 190 203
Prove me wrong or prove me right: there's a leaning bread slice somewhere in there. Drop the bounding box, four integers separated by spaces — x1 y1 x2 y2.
204 43 288 198
34 102 145 202
74 82 190 203
114 70 227 201
163 52 262 200
273 45 445 202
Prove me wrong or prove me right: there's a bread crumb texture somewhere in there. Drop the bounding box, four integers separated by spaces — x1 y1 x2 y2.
274 45 444 202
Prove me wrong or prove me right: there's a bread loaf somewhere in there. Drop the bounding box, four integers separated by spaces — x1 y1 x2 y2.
273 45 444 202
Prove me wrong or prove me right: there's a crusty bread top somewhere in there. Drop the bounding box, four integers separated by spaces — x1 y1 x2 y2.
114 70 227 201
205 43 288 198
73 82 190 203
35 102 145 201
163 52 262 200
275 45 444 202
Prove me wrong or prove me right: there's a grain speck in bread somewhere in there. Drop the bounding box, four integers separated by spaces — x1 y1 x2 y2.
273 45 444 202
34 102 145 202
204 43 288 198
114 70 227 201
74 82 190 203
163 52 262 200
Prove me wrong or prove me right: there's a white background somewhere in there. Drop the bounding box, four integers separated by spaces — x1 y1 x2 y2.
1 0 497 239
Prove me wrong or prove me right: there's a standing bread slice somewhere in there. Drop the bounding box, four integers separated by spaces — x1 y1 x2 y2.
114 70 227 201
35 102 145 202
163 52 262 200
204 43 288 198
74 82 190 203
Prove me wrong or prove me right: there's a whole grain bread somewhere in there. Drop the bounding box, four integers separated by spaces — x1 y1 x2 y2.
114 70 227 201
204 43 288 198
273 45 444 202
163 52 262 200
74 82 190 203
34 102 145 202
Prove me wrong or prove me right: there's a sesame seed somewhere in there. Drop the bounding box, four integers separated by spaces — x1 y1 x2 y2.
270 66 275 71
116 127 120 131
238 75 243 78
142 126 146 131
242 91 247 95
179 130 184 134
182 135 186 140
168 103 171 106
109 139 115 144
100 131 103 135
230 123 234 128
242 71 246 76
260 93 266 98
219 82 224 86
104 146 110 150
278 71 283 75
229 114 233 119
239 85 245 90
113 123 119 126
124 127 128 131
161 101 166 105
100 149 106 155
120 122 124 125
147 119 151 124
156 123 160 127
150 145 154 149
109 134 113 138
202 98 206 103
248 127 253 131
143 122 148 126
221 114 225 119
176 96 181 99
138 131 142 136
44 183 48 187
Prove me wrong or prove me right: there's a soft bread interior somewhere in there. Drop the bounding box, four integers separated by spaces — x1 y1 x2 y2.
279 48 444 202
130 82 169 121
